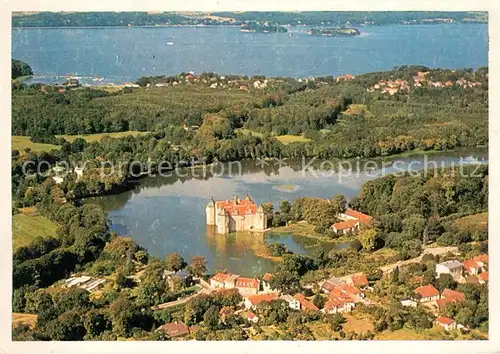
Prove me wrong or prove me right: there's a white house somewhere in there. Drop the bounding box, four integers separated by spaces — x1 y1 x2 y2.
280 294 301 310
400 299 418 308
436 317 457 331
261 273 274 293
210 272 239 289
435 260 463 281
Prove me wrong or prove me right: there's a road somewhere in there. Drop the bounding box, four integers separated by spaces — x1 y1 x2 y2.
151 277 213 310
379 246 459 275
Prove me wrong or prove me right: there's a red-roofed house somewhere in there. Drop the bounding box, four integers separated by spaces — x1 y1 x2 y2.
155 322 190 338
339 208 373 226
235 277 260 296
247 311 259 323
323 297 355 314
441 289 465 302
436 289 465 313
478 271 488 284
331 219 360 234
348 273 370 289
295 294 319 311
436 317 457 331
210 272 239 289
244 293 278 310
414 285 440 303
463 254 488 275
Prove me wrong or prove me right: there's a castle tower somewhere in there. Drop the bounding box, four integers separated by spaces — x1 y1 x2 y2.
256 205 267 230
206 197 216 225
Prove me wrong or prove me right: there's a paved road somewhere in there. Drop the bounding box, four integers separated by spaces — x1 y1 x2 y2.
379 246 459 275
152 278 214 310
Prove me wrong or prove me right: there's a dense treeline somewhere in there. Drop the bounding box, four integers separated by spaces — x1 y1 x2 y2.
13 201 110 288
12 12 229 28
350 164 488 255
12 67 488 174
213 11 487 25
12 11 487 28
12 59 33 79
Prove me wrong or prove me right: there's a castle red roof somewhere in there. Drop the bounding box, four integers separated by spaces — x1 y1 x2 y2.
216 199 258 216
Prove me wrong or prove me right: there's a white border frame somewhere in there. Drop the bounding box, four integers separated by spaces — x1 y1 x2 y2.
1 1 498 353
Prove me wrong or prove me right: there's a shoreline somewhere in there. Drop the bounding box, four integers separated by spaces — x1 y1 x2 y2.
12 22 487 30
267 223 355 245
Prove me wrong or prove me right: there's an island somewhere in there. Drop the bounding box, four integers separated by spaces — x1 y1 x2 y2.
307 27 361 37
240 22 288 33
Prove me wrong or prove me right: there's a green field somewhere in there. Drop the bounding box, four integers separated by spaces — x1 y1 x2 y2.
275 135 312 145
12 131 149 152
12 212 59 250
11 136 60 153
235 128 264 138
57 130 149 142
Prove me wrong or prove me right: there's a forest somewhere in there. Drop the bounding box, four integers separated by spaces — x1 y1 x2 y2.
12 66 488 184
12 59 33 79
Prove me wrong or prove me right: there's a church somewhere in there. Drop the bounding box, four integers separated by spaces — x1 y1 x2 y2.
206 195 267 234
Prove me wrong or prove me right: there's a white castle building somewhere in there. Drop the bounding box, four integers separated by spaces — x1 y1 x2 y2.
206 195 267 234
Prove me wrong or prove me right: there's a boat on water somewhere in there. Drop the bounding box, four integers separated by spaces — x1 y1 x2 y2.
166 42 174 46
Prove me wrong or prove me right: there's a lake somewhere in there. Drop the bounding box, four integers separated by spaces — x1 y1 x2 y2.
85 149 488 276
12 23 487 85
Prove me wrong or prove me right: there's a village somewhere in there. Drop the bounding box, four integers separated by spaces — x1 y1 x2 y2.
366 70 483 95
149 205 489 339
52 198 488 339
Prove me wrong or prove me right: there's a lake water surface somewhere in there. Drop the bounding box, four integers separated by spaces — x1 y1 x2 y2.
12 23 487 85
86 149 487 276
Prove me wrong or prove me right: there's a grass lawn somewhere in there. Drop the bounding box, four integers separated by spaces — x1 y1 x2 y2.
275 135 312 145
12 313 38 329
270 222 351 243
58 130 149 142
11 136 60 153
12 210 59 250
12 131 149 153
235 128 264 138
455 212 488 233
343 313 375 334
342 104 373 118
306 322 337 340
374 326 486 340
